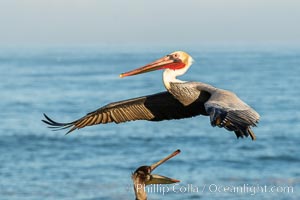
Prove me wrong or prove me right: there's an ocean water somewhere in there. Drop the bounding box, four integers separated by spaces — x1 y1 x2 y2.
0 44 299 200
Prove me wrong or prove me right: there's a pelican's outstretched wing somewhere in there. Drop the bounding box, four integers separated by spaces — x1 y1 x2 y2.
204 89 260 140
42 91 210 134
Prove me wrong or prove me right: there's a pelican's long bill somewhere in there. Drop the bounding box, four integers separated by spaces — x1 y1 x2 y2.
150 149 181 171
145 149 181 185
120 54 185 78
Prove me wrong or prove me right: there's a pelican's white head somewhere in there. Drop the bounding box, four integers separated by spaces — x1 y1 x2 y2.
165 50 194 78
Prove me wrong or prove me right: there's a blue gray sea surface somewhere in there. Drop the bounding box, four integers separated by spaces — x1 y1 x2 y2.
0 44 299 200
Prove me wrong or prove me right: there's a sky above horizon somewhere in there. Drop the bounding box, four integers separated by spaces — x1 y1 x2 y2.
0 0 299 45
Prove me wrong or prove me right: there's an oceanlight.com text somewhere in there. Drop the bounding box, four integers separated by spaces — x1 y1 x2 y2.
133 183 294 196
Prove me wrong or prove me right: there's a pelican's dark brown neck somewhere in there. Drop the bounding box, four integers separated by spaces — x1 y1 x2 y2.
133 177 147 200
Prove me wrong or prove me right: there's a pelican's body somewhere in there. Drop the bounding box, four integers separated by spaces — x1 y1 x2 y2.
43 51 260 140
132 150 180 200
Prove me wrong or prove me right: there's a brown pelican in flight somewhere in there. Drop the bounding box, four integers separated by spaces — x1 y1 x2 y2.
132 149 180 200
43 51 260 140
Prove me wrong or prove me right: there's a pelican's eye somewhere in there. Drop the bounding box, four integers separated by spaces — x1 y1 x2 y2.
171 53 182 63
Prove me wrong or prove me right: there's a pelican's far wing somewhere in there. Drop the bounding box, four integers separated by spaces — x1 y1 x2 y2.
204 90 260 140
42 91 208 134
